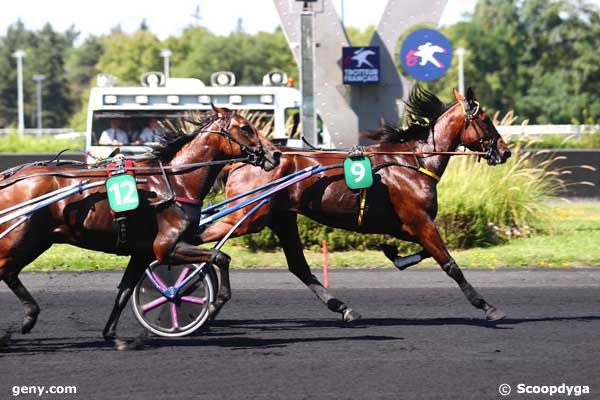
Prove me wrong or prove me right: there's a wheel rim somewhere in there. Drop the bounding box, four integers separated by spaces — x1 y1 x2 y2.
133 264 213 337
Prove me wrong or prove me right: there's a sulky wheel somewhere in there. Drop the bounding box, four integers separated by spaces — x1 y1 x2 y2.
132 263 216 337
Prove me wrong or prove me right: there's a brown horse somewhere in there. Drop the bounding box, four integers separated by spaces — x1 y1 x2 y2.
199 87 511 322
0 105 280 344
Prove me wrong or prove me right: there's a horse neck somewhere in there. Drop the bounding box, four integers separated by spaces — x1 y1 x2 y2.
168 129 231 202
409 104 465 180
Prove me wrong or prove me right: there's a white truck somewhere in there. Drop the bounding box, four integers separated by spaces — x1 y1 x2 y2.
85 71 326 162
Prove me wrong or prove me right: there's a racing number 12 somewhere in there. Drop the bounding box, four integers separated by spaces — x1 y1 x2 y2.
105 174 140 212
108 180 136 206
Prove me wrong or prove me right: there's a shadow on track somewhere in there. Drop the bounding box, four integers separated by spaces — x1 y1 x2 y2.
2 315 599 354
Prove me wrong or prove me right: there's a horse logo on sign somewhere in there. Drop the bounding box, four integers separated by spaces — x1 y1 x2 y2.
343 46 380 85
400 28 453 81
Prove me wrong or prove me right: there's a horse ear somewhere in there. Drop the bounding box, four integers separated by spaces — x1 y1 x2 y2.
211 103 226 118
466 87 475 102
452 88 464 102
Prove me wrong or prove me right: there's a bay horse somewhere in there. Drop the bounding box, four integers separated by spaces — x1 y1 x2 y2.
198 87 511 322
0 105 280 345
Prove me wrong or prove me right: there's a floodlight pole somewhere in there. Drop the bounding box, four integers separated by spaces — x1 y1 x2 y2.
12 49 26 135
300 1 317 147
32 74 45 134
456 47 466 95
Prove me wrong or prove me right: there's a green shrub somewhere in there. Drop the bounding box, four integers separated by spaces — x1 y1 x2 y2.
240 140 563 251
435 139 562 248
0 132 84 153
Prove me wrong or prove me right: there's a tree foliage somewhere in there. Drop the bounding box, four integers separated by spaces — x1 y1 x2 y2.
0 1 597 128
429 0 600 123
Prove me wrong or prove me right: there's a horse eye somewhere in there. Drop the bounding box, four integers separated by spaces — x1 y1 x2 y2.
240 125 253 136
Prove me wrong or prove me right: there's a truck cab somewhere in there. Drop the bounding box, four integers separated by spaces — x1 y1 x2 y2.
85 71 327 162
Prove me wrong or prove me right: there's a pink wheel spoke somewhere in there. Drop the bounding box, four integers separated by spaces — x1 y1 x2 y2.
142 296 168 313
171 303 179 330
150 270 168 291
181 296 206 305
174 266 190 286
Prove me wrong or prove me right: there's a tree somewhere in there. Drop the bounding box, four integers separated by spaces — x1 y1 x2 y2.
28 23 75 127
0 21 35 127
428 0 600 124
96 30 162 85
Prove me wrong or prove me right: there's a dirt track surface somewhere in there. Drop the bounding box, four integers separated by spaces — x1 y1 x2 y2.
1 269 599 399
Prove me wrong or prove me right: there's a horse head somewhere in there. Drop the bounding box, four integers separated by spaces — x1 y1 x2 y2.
210 104 281 171
452 88 511 165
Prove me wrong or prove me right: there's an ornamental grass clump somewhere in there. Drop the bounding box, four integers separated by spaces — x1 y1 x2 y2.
436 138 571 248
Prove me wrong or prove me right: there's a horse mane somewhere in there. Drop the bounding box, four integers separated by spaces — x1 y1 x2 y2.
152 110 216 161
363 84 448 143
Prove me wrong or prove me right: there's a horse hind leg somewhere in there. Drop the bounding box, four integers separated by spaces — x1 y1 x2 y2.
380 244 431 270
3 272 40 334
268 212 361 322
103 253 153 350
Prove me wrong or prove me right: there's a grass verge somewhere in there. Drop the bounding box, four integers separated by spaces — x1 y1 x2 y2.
23 201 600 271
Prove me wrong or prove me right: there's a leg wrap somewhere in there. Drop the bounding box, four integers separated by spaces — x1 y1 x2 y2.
442 259 486 309
458 282 486 309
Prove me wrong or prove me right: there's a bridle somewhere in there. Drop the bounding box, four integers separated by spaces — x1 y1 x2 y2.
198 111 268 168
457 98 498 162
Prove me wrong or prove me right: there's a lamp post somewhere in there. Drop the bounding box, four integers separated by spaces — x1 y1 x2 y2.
32 74 45 134
160 49 172 80
456 47 466 96
12 49 26 134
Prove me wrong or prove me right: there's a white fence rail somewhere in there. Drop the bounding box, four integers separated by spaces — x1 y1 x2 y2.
496 125 599 137
0 129 85 139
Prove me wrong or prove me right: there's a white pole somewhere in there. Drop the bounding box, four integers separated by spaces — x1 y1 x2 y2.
300 2 316 147
33 74 45 135
13 49 26 135
456 47 466 96
160 49 172 80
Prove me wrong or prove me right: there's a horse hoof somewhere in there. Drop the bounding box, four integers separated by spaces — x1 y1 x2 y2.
208 304 220 321
485 307 506 321
113 337 145 351
342 308 362 322
21 315 38 334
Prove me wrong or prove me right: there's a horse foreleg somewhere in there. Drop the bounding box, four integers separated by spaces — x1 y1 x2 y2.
380 245 431 270
413 218 505 321
103 254 153 347
268 212 361 322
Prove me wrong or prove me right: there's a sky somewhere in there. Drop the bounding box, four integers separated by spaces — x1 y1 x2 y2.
0 0 479 42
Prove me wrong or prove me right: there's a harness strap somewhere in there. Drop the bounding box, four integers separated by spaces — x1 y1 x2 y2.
417 167 441 182
357 189 368 226
175 196 202 206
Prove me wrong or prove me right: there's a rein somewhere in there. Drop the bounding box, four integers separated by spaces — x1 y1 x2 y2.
280 150 487 157
0 157 251 190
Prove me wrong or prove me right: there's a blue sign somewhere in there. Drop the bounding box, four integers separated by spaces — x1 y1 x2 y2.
400 28 453 81
342 46 380 85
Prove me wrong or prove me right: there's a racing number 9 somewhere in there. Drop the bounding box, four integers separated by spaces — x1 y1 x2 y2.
343 157 373 190
350 162 365 183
